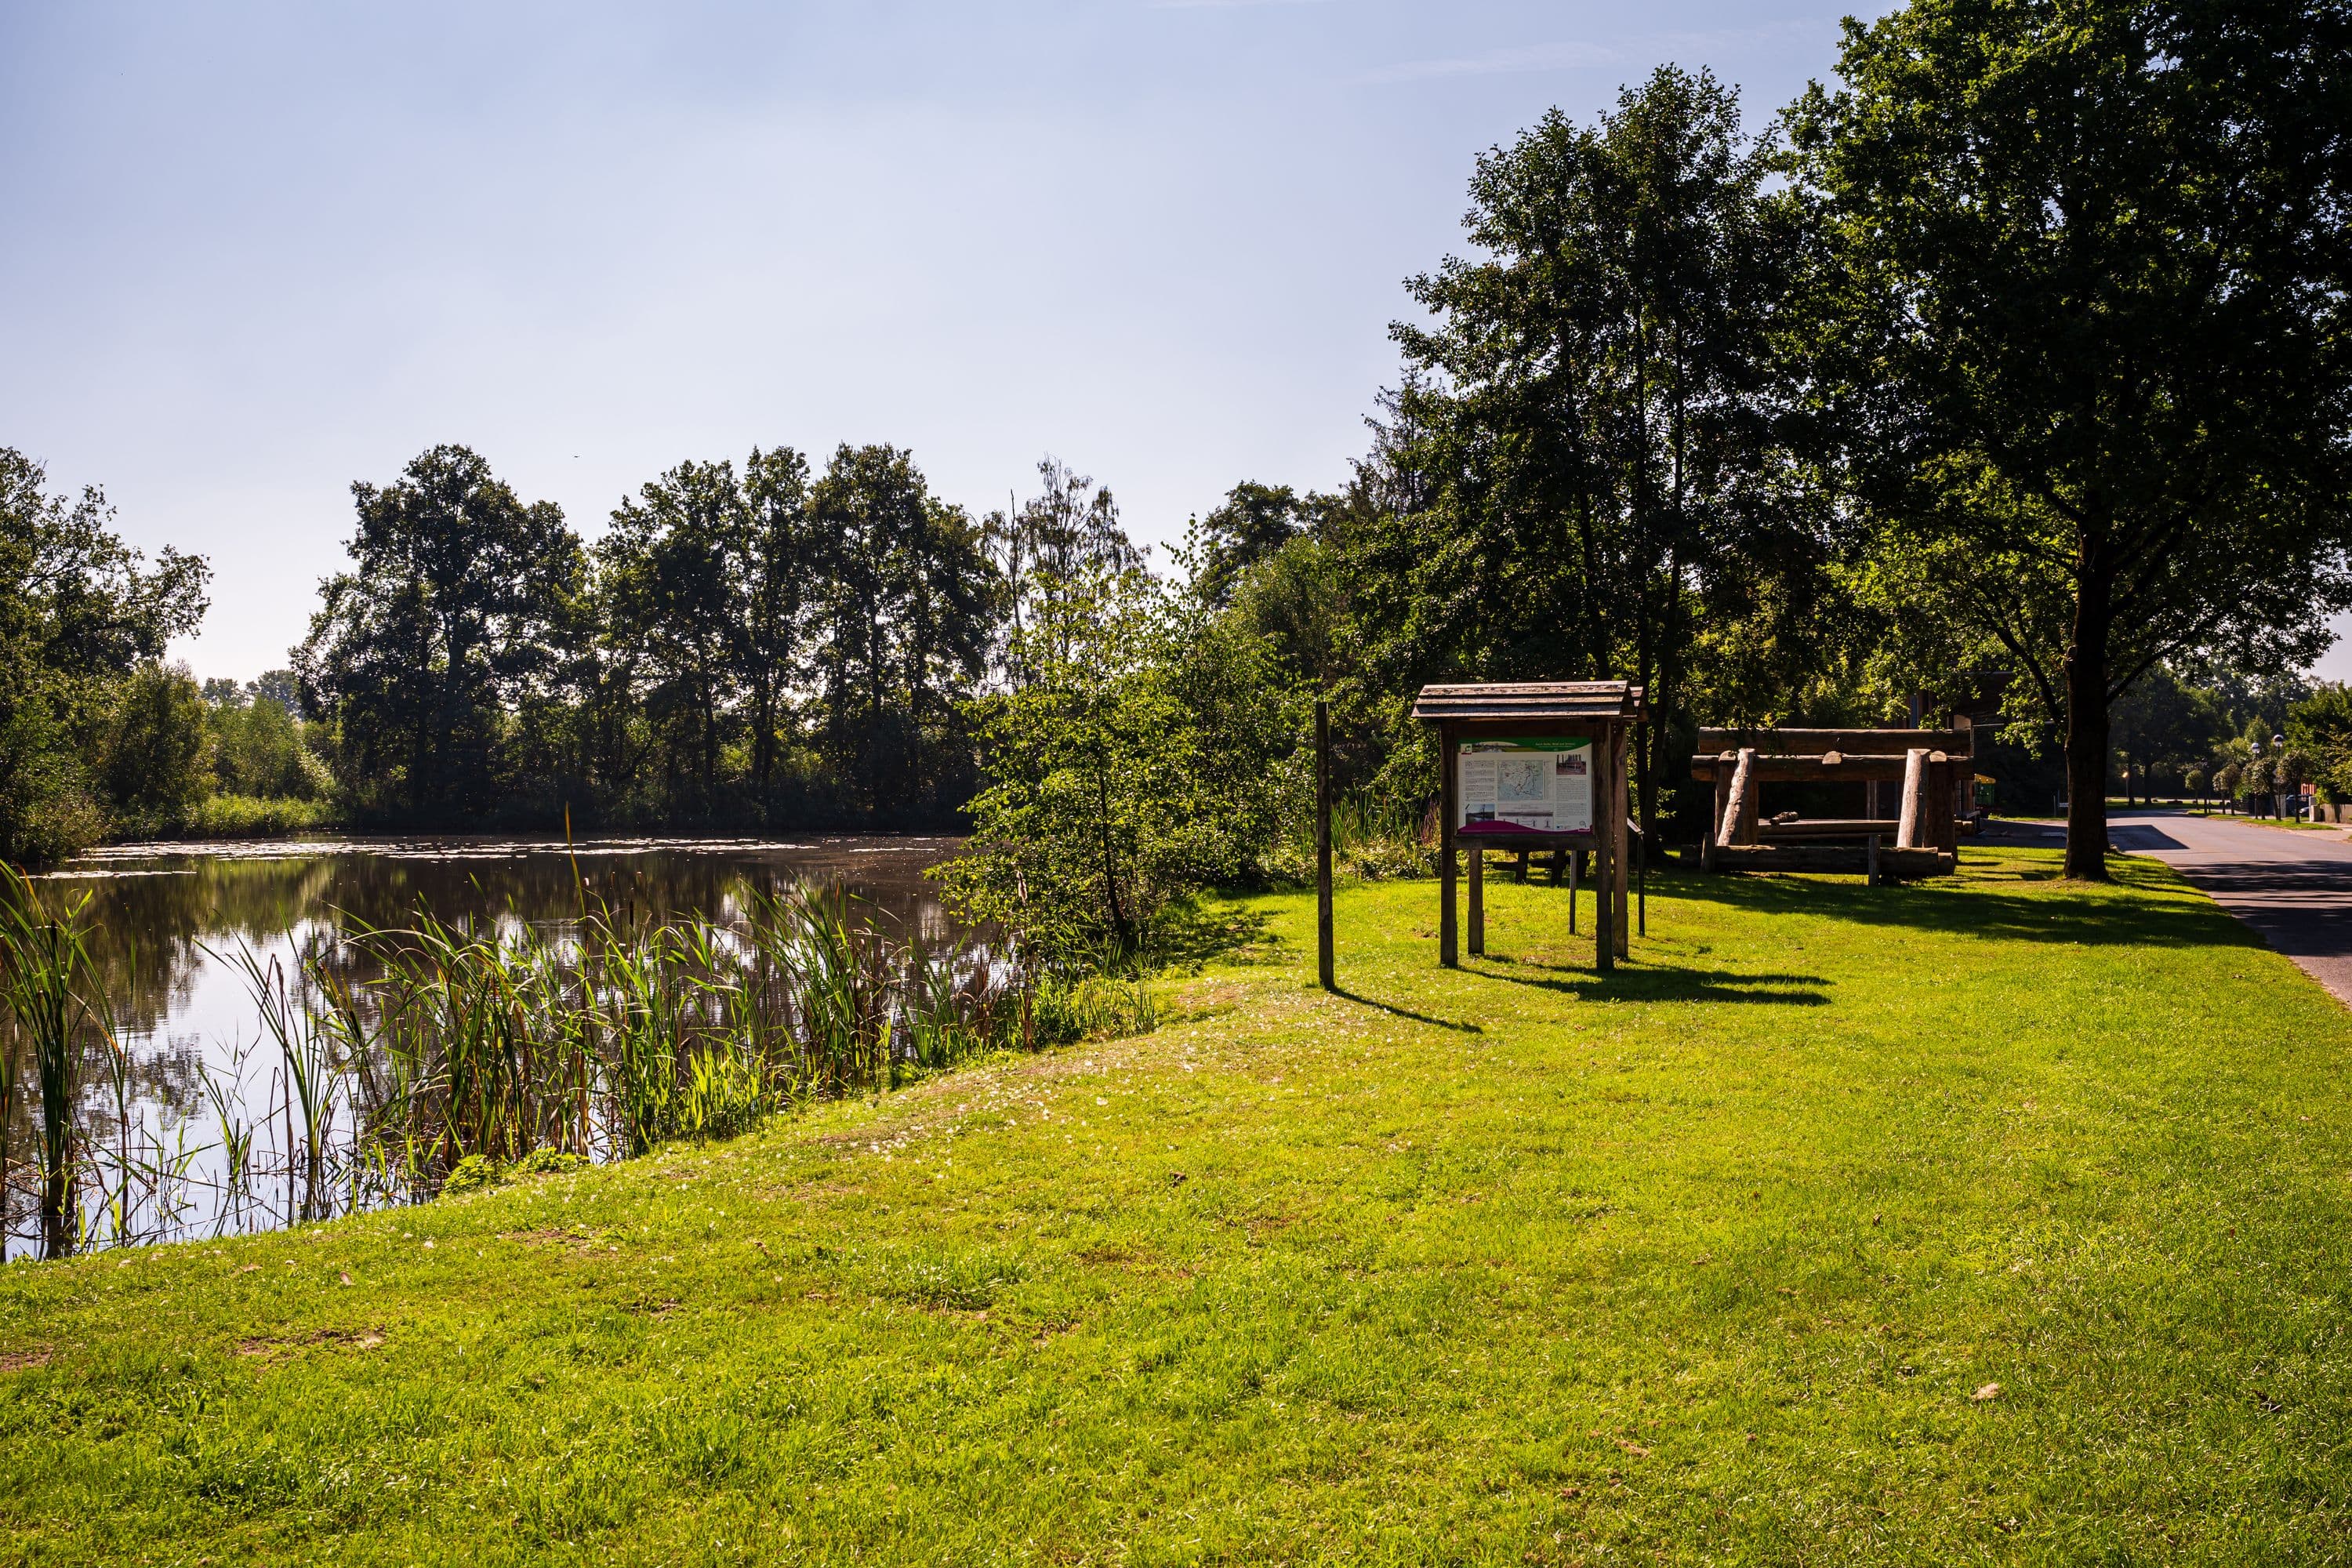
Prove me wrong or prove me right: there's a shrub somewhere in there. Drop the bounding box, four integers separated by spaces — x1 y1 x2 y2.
183 795 337 838
100 664 212 829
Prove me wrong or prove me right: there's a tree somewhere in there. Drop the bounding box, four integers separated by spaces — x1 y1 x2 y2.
206 684 328 800
987 457 1139 688
2109 665 2224 801
100 664 210 826
1356 66 1817 837
1192 482 1316 608
739 447 816 796
298 446 579 818
808 445 999 819
602 460 747 812
941 565 1294 962
1790 0 2352 877
0 450 209 862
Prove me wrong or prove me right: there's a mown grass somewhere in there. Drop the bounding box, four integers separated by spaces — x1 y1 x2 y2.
4 847 2350 1564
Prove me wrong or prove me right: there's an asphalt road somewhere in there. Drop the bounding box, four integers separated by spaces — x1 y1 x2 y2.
2107 807 2352 1005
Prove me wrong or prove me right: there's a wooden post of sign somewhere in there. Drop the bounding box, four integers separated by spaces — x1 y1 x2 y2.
1594 728 1617 974
1612 725 1631 960
1439 724 1459 967
1567 839 1578 934
1468 842 1485 956
1315 698 1334 990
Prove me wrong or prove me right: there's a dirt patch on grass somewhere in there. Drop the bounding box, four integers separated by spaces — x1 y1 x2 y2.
0 1348 53 1374
500 1227 603 1250
1072 1243 1194 1280
236 1328 386 1359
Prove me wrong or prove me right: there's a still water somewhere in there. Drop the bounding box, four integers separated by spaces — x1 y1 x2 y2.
9 833 961 1257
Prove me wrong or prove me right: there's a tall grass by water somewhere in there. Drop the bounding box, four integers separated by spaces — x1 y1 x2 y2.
0 872 1143 1258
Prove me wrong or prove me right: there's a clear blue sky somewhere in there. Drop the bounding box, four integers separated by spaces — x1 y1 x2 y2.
37 2 2332 688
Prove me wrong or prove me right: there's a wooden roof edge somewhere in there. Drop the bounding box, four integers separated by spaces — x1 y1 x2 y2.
1410 680 1646 721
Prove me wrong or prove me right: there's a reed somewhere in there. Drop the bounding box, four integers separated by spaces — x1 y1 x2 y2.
213 943 344 1221
0 869 104 1257
9 874 1094 1253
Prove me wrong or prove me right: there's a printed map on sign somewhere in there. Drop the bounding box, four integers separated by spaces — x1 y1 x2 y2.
1457 738 1593 835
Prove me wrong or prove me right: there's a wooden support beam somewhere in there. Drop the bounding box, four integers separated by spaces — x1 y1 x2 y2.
1690 753 1952 783
1929 753 1958 858
1696 727 1973 759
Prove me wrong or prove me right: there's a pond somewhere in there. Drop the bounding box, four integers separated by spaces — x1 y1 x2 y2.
4 833 967 1259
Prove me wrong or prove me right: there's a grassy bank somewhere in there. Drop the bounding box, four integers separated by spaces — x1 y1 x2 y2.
5 849 2350 1564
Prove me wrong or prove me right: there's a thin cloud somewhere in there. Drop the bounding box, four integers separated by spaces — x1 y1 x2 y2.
1355 42 1618 86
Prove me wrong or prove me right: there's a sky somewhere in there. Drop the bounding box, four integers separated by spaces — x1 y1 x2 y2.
11 1 2339 685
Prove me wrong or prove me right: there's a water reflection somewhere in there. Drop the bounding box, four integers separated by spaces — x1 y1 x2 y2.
6 833 962 1257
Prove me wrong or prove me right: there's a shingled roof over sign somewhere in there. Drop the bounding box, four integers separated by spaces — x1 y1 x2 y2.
1410 681 1646 723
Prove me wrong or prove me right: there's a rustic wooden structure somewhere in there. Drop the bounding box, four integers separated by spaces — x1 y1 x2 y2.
1692 723 1971 877
1413 681 1645 971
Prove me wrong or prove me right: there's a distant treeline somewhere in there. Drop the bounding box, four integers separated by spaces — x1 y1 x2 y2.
294 440 1029 831
11 2 2352 906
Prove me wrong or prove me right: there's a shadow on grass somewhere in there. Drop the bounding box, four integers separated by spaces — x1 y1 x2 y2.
1153 902 1278 970
1330 985 1485 1033
1482 962 1832 1006
1588 859 2267 953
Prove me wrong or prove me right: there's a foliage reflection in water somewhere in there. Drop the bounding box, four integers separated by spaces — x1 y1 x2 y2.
0 836 1137 1258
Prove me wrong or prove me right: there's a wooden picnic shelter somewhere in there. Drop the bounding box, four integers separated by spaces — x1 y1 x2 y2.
1413 681 1646 973
1692 722 1971 877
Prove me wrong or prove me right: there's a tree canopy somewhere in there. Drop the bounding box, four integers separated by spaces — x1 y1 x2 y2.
1791 0 2352 874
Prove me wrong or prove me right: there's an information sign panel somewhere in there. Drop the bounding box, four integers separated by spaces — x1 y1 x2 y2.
1457 738 1593 836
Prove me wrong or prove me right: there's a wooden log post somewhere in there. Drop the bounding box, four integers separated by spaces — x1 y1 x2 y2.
1722 752 1740 851
1315 697 1334 990
1718 747 1759 847
1439 724 1458 967
1896 748 1927 848
1467 843 1485 956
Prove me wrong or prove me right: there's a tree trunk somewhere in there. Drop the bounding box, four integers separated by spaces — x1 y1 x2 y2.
2063 569 2113 880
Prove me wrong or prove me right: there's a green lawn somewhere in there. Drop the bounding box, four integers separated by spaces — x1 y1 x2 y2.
6 849 2352 1565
